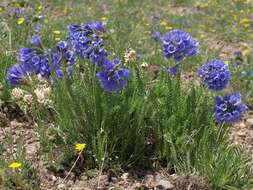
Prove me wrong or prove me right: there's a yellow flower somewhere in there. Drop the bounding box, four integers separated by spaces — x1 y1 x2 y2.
224 60 229 64
165 26 173 30
200 33 206 39
15 2 21 8
101 16 107 21
160 21 168 27
37 5 43 11
232 14 237 21
54 37 61 41
242 49 250 56
75 143 86 151
240 18 251 25
8 162 22 169
17 18 25 25
53 30 61 35
232 27 237 33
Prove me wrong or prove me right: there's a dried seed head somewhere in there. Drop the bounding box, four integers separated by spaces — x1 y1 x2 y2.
11 88 24 100
124 48 136 63
23 94 33 105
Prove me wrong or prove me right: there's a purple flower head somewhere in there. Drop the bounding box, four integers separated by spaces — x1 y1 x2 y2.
96 59 130 92
68 21 107 65
81 21 106 32
198 59 231 91
151 31 162 42
56 41 69 52
38 58 50 78
19 48 34 63
7 64 29 86
96 68 131 92
52 41 77 79
150 16 160 23
19 47 51 78
65 50 77 65
168 65 178 76
102 58 120 71
163 29 199 61
214 92 247 124
52 52 64 79
33 21 43 33
31 35 42 47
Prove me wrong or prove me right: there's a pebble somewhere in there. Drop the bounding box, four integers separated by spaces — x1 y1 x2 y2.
246 118 253 128
57 183 66 190
156 180 174 190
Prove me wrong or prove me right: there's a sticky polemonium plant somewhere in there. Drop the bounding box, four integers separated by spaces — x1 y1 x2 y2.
214 92 247 124
198 59 231 91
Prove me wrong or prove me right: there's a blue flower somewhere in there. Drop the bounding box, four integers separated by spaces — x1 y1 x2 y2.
96 59 130 92
7 64 29 86
56 41 69 52
19 48 51 78
52 41 77 79
151 31 162 42
56 41 77 65
214 92 247 124
198 59 231 91
150 16 160 23
31 35 42 47
168 65 178 76
37 58 50 79
163 29 198 61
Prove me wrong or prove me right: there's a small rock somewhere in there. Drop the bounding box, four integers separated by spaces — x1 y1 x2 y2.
10 120 23 128
57 183 66 190
121 173 129 180
156 179 174 190
51 175 57 182
237 131 246 137
144 174 156 187
246 118 253 128
111 177 118 183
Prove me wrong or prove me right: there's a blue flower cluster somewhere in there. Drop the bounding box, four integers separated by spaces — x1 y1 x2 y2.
7 21 131 92
163 29 199 61
68 21 107 66
68 21 130 92
214 92 247 124
7 37 51 86
198 59 231 91
96 59 131 92
52 41 77 79
7 64 30 86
